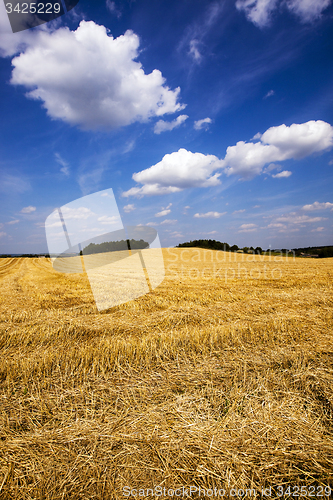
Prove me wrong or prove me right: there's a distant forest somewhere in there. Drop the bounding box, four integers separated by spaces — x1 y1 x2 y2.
1 241 333 258
177 240 263 254
81 239 148 255
176 240 333 258
292 246 333 258
0 239 149 258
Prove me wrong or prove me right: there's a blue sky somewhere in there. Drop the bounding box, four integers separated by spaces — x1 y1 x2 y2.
0 0 333 253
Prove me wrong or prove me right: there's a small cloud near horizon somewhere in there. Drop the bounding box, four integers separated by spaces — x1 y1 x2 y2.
302 201 333 211
272 170 292 178
123 204 135 213
239 223 257 233
194 211 226 218
20 206 36 214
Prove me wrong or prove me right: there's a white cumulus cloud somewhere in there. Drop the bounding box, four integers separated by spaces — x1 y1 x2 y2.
302 201 333 211
154 115 188 134
10 21 185 130
260 121 333 158
123 120 333 196
224 120 333 178
122 148 223 197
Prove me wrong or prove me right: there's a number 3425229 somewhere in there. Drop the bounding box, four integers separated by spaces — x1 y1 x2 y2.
5 3 62 14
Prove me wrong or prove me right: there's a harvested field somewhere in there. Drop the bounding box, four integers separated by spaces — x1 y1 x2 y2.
0 250 332 499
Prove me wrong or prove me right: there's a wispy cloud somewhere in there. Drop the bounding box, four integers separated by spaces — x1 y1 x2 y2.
55 153 70 176
189 40 202 62
0 174 30 194
236 0 332 28
77 150 113 195
267 222 287 229
160 219 177 225
287 0 332 23
123 204 135 213
97 215 121 225
170 231 183 238
264 89 275 99
20 206 36 214
154 115 188 134
106 0 121 18
194 117 212 130
194 211 226 218
178 1 225 64
272 170 292 178
236 0 278 28
78 167 105 195
239 223 257 232
275 213 326 224
155 203 172 217
155 209 171 217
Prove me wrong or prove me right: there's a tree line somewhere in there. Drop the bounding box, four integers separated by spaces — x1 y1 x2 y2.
81 239 148 255
176 240 333 258
292 246 333 258
176 240 263 254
